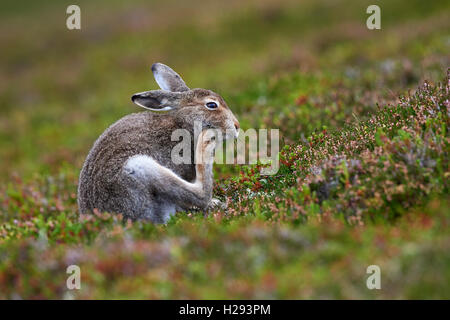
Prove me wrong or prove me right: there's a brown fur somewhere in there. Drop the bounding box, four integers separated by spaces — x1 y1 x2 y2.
77 63 239 223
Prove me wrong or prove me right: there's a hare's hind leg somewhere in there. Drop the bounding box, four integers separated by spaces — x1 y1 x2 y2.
121 177 176 223
123 154 208 222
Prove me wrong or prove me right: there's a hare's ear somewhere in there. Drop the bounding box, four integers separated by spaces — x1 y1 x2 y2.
151 63 190 92
131 90 183 112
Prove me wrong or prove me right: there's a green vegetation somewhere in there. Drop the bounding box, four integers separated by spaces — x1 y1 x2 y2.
0 0 449 298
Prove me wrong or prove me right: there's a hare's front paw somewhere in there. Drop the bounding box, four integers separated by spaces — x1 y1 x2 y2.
207 198 226 211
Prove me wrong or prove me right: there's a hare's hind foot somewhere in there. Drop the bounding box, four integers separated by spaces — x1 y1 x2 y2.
206 198 226 211
189 198 225 213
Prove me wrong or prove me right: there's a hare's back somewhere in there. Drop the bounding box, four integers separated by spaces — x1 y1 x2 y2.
77 111 195 215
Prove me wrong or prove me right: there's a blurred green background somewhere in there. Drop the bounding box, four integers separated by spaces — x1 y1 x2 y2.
0 0 448 181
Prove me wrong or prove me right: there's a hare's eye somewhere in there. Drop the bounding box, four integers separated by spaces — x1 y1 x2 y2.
205 102 218 110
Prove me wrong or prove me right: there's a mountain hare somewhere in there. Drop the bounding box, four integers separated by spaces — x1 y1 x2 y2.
77 63 240 223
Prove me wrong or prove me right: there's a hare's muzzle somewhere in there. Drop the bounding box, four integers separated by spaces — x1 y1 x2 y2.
234 121 240 138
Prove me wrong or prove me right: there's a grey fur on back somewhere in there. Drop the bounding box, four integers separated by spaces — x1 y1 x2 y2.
77 63 239 223
78 112 194 220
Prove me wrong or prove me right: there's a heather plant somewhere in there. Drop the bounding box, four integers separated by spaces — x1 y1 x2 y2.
217 72 449 225
0 0 449 299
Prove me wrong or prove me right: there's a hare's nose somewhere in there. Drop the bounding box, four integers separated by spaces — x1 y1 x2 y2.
234 121 240 138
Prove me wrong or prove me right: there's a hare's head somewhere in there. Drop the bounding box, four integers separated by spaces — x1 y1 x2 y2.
132 63 240 140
